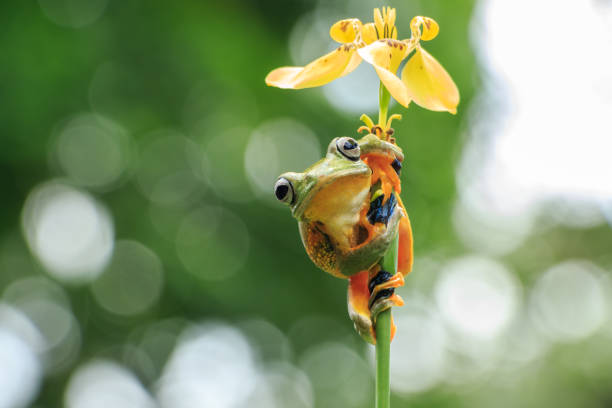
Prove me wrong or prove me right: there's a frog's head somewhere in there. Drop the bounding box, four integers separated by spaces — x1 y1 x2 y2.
274 134 406 278
274 136 371 222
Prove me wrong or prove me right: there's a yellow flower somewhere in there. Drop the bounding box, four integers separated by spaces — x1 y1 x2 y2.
265 8 459 114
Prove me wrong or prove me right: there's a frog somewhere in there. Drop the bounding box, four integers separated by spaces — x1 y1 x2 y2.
274 133 413 344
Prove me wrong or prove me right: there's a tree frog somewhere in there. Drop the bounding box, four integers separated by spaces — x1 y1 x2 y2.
274 133 413 343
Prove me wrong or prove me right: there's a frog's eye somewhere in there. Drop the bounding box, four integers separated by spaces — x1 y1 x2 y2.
336 137 360 161
274 177 294 204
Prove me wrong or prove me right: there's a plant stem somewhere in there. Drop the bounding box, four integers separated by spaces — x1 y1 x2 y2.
376 234 397 408
378 82 391 129
374 81 395 408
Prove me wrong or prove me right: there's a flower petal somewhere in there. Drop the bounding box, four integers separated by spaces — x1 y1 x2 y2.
357 39 411 107
401 46 459 114
410 16 439 41
330 18 361 43
264 67 302 89
265 45 361 89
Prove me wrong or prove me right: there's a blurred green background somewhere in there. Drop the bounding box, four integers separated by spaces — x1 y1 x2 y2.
2 1 612 407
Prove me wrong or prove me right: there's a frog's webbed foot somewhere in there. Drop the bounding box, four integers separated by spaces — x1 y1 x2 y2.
368 268 404 319
348 266 405 344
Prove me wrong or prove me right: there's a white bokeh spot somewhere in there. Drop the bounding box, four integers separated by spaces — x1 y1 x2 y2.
0 328 42 408
435 256 520 339
65 360 156 408
157 323 258 408
390 294 447 394
530 260 608 342
21 182 114 284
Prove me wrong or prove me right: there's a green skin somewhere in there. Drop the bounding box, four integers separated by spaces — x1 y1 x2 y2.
277 135 403 278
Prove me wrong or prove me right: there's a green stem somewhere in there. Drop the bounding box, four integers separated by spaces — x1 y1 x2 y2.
375 311 391 408
376 234 397 408
374 81 394 408
378 82 391 128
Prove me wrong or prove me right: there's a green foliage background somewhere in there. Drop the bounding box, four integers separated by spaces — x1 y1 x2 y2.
2 1 612 408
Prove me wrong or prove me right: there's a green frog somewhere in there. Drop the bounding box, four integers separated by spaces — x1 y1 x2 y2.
274 134 413 343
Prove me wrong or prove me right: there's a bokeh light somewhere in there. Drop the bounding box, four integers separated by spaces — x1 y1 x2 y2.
496 311 549 372
242 362 314 408
21 182 114 284
299 342 372 407
452 191 535 256
38 0 108 28
65 360 156 408
3 278 81 373
203 127 254 203
0 304 45 355
543 198 607 230
245 118 321 200
239 318 293 362
157 323 258 408
91 240 164 316
52 113 132 190
3 276 68 307
389 294 447 394
136 130 206 207
176 206 249 281
19 300 79 372
0 327 42 408
131 318 187 384
530 260 608 342
435 256 520 340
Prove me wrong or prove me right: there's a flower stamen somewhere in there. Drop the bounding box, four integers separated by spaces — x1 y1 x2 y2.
357 126 371 134
360 113 375 129
386 114 402 130
374 7 397 40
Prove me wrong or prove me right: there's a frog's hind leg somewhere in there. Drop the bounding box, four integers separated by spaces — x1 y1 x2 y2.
348 265 404 344
396 196 414 277
348 270 376 344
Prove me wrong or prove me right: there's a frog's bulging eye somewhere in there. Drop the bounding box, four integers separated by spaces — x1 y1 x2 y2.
336 137 360 161
274 178 294 204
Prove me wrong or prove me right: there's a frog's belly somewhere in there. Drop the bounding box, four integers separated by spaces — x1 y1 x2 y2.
303 176 370 252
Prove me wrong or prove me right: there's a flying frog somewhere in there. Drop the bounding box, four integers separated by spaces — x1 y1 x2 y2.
274 133 413 344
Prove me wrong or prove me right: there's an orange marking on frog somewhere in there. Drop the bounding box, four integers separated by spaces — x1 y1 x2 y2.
362 152 413 278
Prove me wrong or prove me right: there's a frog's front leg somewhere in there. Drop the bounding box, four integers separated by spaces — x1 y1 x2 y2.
348 265 405 344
